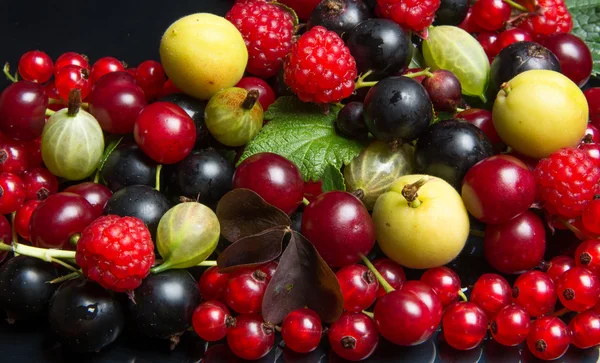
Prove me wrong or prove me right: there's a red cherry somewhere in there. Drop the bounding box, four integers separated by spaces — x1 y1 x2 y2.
456 108 501 145
0 81 48 141
543 255 575 284
227 314 275 360
63 182 112 218
54 52 89 73
568 310 600 349
585 88 600 128
233 152 304 215
539 32 594 87
0 172 25 214
490 304 530 346
29 192 96 249
281 308 323 353
336 264 379 312
526 316 570 360
198 266 229 302
192 301 233 342
373 258 406 297
224 267 268 314
420 266 461 307
0 137 29 175
135 60 166 101
556 267 600 312
477 32 500 61
133 102 196 164
470 273 512 318
21 168 58 201
55 65 91 101
374 281 442 346
471 0 511 31
89 57 125 84
495 28 533 54
575 239 600 276
0 214 12 262
442 301 488 350
18 51 53 83
484 210 546 274
302 191 376 267
328 312 379 361
512 270 557 317
236 77 276 111
14 199 40 241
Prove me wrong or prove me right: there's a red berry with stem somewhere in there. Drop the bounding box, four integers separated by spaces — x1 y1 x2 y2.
227 313 275 361
420 266 461 307
258 261 278 281
421 69 463 113
281 308 323 353
568 310 600 349
54 52 89 73
490 304 530 346
29 192 96 249
0 81 48 141
374 281 442 346
442 301 488 350
55 65 91 101
302 191 376 267
0 172 25 214
63 182 112 219
328 311 379 361
21 168 58 201
585 88 600 128
133 102 196 164
584 123 600 143
539 33 591 87
192 301 234 342
89 57 125 84
543 255 575 284
575 240 600 276
495 28 533 54
372 258 406 297
556 267 600 312
476 32 500 62
135 60 166 101
18 51 53 83
336 264 379 312
198 266 229 301
512 270 557 317
526 316 570 361
471 0 511 31
14 199 40 241
236 77 276 111
470 273 512 318
0 137 29 175
582 203 600 235
233 152 304 215
484 210 546 274
456 108 501 145
224 267 269 314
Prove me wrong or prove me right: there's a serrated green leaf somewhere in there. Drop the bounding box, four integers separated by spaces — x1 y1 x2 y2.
321 164 346 192
240 97 364 182
566 0 600 76
423 26 490 102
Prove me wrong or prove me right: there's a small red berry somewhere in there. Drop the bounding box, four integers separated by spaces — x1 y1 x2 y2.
236 77 276 111
568 310 600 349
471 0 511 31
135 60 166 101
490 304 530 346
512 270 556 317
582 203 600 235
373 258 406 297
258 261 278 281
329 312 379 361
54 52 89 74
55 65 91 101
543 255 575 283
518 0 573 37
0 172 25 214
526 316 570 361
224 267 268 314
477 32 500 62
18 51 53 83
420 266 461 307
14 199 40 241
495 28 533 54
227 313 275 361
442 301 488 350
21 168 58 201
575 239 600 277
192 301 234 342
556 267 600 312
281 308 323 353
470 273 512 319
198 266 229 301
89 57 125 84
336 264 379 312
0 137 29 175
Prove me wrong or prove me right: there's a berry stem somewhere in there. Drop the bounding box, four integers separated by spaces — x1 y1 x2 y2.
48 257 80 272
500 83 512 96
551 307 570 317
0 241 77 261
469 229 486 238
402 177 430 208
354 70 378 90
2 63 17 83
404 68 434 79
241 90 260 110
458 289 468 302
93 169 100 184
559 218 595 240
502 0 529 12
155 164 163 191
196 260 217 267
302 197 310 206
362 310 374 318
67 89 82 117
48 270 81 284
45 109 56 117
359 253 395 293
10 212 17 245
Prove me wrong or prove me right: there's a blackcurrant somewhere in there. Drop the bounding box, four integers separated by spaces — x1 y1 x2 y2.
346 19 413 79
308 0 371 38
127 269 201 340
364 76 433 143
415 120 494 189
0 256 58 322
336 102 368 140
434 0 470 26
101 142 158 192
48 278 124 352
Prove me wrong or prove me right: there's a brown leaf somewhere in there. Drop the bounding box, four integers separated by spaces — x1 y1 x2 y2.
261 231 344 325
216 227 287 273
216 188 291 242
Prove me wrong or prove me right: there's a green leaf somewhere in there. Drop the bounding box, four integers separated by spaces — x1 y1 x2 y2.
566 0 600 76
409 44 426 69
97 137 123 173
321 164 346 192
239 97 364 182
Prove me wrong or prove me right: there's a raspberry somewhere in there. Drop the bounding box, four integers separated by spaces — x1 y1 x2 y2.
377 0 441 33
284 26 357 104
535 148 600 219
226 1 295 78
76 215 155 292
518 0 573 37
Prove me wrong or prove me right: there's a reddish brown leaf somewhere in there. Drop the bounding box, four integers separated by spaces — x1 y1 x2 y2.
216 227 287 273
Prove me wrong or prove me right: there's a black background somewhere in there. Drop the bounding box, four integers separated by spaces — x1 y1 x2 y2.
1 0 600 362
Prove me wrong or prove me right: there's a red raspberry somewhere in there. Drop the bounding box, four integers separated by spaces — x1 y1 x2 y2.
226 1 295 78
377 0 441 33
234 0 320 21
535 148 600 219
518 0 573 37
76 215 155 292
284 26 357 104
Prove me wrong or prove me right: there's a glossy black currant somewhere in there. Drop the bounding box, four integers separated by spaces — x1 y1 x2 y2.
101 142 158 192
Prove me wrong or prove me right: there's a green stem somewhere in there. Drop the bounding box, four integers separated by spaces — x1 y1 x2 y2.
155 164 163 191
48 257 80 273
359 253 395 293
0 242 77 261
302 197 310 206
354 70 378 90
48 271 81 284
10 213 17 244
45 109 56 117
469 229 486 238
93 169 100 184
502 0 529 12
150 259 217 274
362 310 374 318
458 290 468 302
3 63 17 83
404 68 434 79
197 260 217 267
456 107 466 113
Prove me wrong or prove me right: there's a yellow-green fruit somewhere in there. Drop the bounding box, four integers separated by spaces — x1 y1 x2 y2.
492 70 588 159
159 13 248 100
154 202 220 273
372 174 469 269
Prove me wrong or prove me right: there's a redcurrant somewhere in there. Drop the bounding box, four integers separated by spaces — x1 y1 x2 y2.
192 300 234 342
18 50 53 83
21 168 58 201
442 301 488 350
420 266 461 307
476 32 500 62
336 264 379 312
526 316 570 361
575 239 600 277
471 0 511 31
470 273 512 318
224 267 268 314
0 172 25 214
490 304 530 346
135 60 166 101
512 270 556 317
372 258 406 297
198 266 229 301
89 57 125 84
281 308 323 353
495 29 533 54
543 255 575 284
569 310 600 349
14 199 40 241
236 77 276 111
55 65 91 101
328 312 379 361
556 267 600 312
227 313 275 360
54 52 89 74
0 137 29 175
